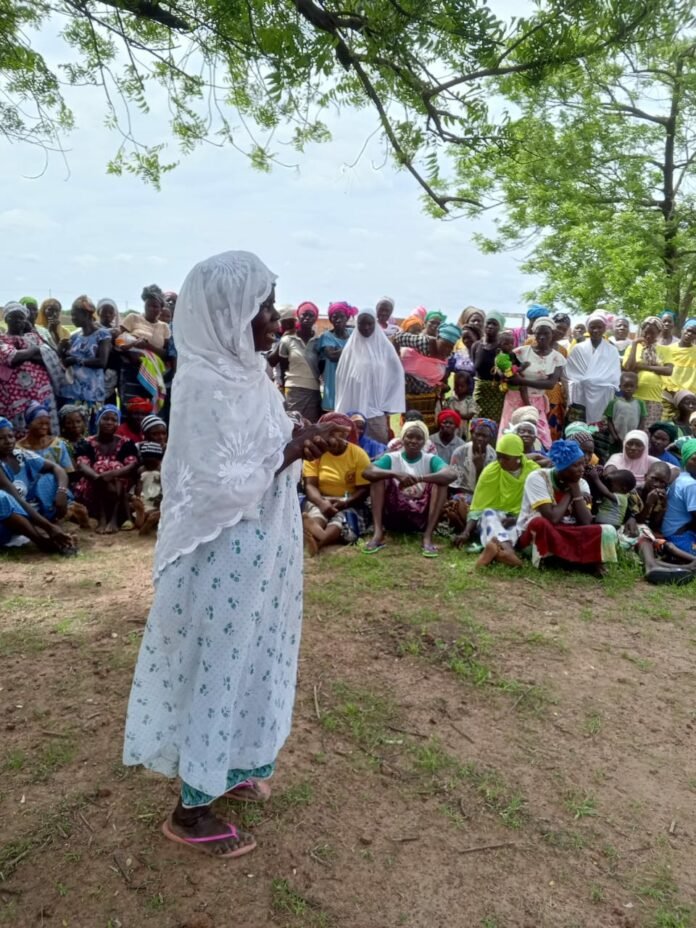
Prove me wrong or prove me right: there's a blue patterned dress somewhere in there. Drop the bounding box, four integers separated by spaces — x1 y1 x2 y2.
123 464 303 804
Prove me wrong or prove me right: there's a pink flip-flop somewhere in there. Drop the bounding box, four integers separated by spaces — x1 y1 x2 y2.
161 816 256 858
224 778 272 803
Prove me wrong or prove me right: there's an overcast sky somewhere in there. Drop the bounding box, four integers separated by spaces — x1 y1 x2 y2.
0 1 538 321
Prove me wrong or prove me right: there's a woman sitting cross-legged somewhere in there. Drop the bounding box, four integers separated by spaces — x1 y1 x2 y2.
347 412 386 461
74 405 139 534
302 412 372 555
363 420 455 557
517 439 619 573
453 433 539 567
0 416 77 554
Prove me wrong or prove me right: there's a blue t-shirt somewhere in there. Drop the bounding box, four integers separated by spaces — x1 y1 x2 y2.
657 450 681 468
662 472 696 537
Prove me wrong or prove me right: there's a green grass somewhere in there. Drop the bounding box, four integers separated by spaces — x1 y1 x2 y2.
270 879 331 926
2 749 26 772
584 712 602 737
0 627 47 657
31 739 76 782
564 790 598 820
320 683 396 751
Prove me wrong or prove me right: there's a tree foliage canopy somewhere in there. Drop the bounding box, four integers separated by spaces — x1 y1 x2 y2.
450 7 696 319
0 0 677 207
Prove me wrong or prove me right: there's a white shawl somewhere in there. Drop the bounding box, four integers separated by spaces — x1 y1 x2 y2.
335 308 405 418
564 338 621 424
153 251 292 578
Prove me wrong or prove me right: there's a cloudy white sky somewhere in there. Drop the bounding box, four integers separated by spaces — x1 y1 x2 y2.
0 1 538 320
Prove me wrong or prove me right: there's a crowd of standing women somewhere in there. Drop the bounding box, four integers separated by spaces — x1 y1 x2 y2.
1 290 695 579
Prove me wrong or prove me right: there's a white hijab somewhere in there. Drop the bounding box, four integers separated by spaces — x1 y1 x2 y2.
335 308 405 418
154 251 292 578
564 333 621 423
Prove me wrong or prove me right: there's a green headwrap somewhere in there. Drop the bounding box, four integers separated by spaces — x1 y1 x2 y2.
681 437 696 466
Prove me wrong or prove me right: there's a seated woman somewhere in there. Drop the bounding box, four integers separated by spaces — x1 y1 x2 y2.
59 404 88 463
632 461 695 583
431 409 465 464
449 418 497 499
648 421 681 468
604 430 662 489
302 413 371 555
0 416 76 554
363 420 454 556
517 439 619 573
509 421 552 466
140 414 168 450
347 412 386 460
74 405 139 534
453 433 539 567
130 441 164 536
661 438 696 557
18 402 89 527
117 396 152 443
387 410 437 453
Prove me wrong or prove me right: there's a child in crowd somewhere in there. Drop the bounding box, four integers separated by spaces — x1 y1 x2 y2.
592 417 614 464
494 330 530 406
593 469 638 527
130 441 163 535
604 371 646 450
439 371 478 438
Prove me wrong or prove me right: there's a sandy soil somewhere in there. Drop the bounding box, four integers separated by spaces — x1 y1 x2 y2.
0 531 694 928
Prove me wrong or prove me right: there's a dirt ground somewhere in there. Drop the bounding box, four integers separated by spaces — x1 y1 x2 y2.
0 530 694 928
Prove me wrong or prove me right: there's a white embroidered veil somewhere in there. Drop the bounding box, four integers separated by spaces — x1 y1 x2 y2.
153 251 292 578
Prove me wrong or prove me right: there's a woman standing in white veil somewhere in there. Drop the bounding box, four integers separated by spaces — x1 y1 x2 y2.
335 307 405 443
123 251 344 858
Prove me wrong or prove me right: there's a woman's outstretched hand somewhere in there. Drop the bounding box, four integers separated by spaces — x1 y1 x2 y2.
297 423 351 461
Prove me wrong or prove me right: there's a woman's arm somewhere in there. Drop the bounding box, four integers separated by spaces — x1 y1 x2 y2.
7 346 42 367
0 469 58 533
508 364 562 391
391 331 435 355
535 482 591 525
101 460 139 480
363 463 394 482
277 423 350 474
420 466 456 486
623 338 639 372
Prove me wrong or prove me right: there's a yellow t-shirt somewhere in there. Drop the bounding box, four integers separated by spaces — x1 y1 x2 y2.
663 343 696 393
624 343 672 403
303 443 371 497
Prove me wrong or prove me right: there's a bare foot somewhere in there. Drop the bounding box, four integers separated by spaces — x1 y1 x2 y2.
164 804 256 858
476 540 499 567
495 542 524 568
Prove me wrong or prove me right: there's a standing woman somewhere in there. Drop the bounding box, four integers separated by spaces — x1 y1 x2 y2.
316 301 357 412
376 297 401 338
117 285 170 411
546 312 571 440
336 308 405 443
59 296 112 427
98 299 121 405
564 312 621 424
659 310 680 347
123 251 342 858
609 316 632 358
470 312 505 424
279 301 322 422
392 322 461 430
456 306 486 340
0 302 59 436
499 318 565 448
662 319 696 413
37 299 70 349
623 316 674 427
424 310 447 337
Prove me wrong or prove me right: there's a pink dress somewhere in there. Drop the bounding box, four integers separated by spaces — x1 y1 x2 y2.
0 334 58 435
498 346 566 449
74 435 138 512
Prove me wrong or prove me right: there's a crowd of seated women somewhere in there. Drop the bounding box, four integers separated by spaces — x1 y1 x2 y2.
2 294 695 582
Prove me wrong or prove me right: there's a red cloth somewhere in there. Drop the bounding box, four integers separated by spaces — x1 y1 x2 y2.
437 408 462 429
117 422 141 443
519 515 604 564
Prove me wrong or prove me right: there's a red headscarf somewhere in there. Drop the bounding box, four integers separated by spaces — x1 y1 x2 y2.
437 408 462 429
318 412 358 444
126 397 152 414
296 301 319 321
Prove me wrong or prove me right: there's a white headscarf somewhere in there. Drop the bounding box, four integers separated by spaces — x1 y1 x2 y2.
153 251 292 579
335 309 405 418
